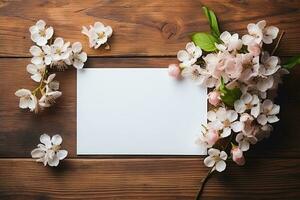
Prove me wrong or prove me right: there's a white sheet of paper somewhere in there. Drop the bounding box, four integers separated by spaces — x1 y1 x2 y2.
77 68 207 155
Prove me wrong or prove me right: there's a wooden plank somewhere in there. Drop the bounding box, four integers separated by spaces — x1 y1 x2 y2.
0 58 300 158
0 158 299 199
0 0 300 57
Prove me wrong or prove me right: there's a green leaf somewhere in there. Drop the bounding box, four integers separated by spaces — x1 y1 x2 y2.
219 77 242 107
191 32 218 52
282 56 300 69
202 6 220 38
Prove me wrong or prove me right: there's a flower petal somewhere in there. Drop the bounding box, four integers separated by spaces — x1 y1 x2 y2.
46 73 56 83
268 115 279 123
221 127 231 138
257 20 266 29
15 89 31 97
241 93 252 104
262 99 273 112
177 50 190 63
215 160 226 172
257 76 274 92
235 133 244 143
48 155 59 167
36 20 46 29
94 22 104 32
19 97 29 109
26 64 37 74
31 74 42 82
30 45 42 56
216 107 227 121
72 42 82 53
234 100 246 113
73 60 84 69
45 27 54 40
204 156 215 167
36 37 47 46
54 37 64 47
239 140 250 151
220 151 228 160
251 105 260 118
257 114 268 125
226 110 238 122
208 148 220 156
51 134 62 145
231 121 244 132
31 148 45 158
104 26 113 37
42 45 51 54
269 104 280 115
40 134 52 149
31 56 43 65
207 110 216 122
57 150 68 160
28 95 37 111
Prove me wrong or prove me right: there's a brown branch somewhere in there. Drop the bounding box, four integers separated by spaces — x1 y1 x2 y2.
194 168 213 200
271 31 285 56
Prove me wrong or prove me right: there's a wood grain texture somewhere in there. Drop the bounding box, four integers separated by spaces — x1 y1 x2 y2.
0 0 300 57
1 0 300 199
0 158 299 200
0 58 300 158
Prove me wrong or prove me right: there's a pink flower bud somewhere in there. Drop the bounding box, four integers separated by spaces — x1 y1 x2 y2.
208 91 221 106
231 146 245 166
207 129 219 146
168 64 181 78
248 43 261 57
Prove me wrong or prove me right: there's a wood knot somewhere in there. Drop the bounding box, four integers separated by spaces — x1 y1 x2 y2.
161 22 177 39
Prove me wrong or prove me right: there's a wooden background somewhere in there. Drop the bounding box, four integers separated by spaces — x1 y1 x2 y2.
0 0 300 199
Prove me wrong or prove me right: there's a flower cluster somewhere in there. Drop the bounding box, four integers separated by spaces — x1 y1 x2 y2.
169 8 291 173
82 22 113 49
15 20 87 113
31 133 68 167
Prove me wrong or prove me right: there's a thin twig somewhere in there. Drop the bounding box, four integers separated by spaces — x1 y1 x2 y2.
271 31 285 56
194 168 213 200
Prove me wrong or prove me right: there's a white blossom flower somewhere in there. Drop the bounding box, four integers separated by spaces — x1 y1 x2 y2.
234 93 260 118
203 52 230 82
242 20 279 45
259 52 280 76
208 107 244 138
262 25 279 44
31 134 68 167
257 99 280 125
177 42 202 67
240 113 260 136
44 73 59 91
39 86 62 108
216 31 242 52
50 37 71 62
257 124 273 140
256 76 274 92
26 63 46 82
65 42 87 69
30 45 52 65
204 148 227 172
29 20 53 46
195 127 219 154
15 89 37 112
242 20 265 45
236 132 257 151
182 65 218 87
82 22 113 49
239 55 260 82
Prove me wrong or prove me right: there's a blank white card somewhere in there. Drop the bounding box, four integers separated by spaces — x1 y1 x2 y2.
77 68 207 155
